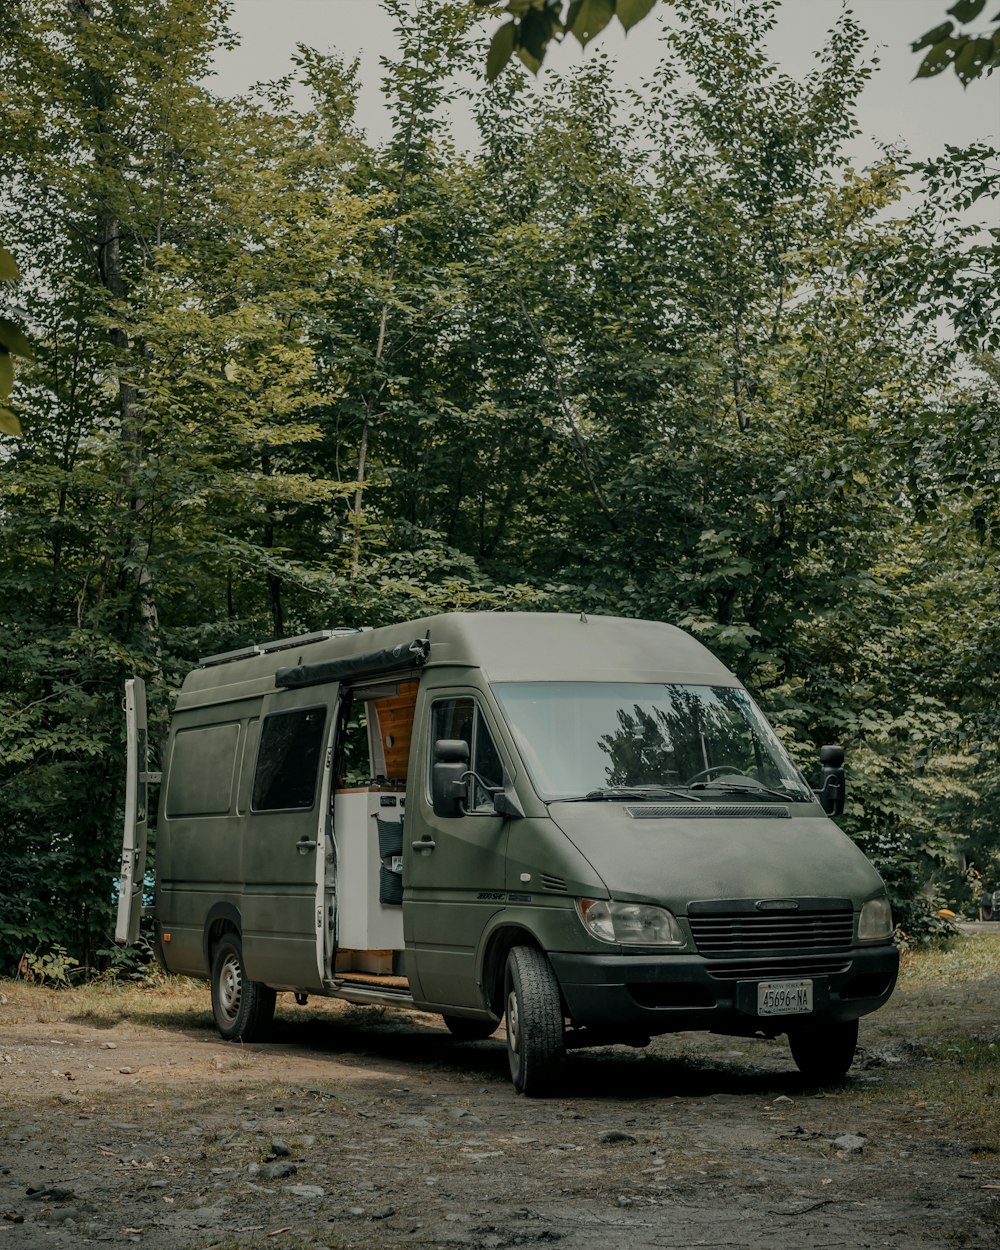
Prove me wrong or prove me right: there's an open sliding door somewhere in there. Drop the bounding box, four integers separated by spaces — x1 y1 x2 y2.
240 683 340 990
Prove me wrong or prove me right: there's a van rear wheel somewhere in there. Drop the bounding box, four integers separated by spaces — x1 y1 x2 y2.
788 1017 858 1083
504 945 565 1096
211 934 276 1042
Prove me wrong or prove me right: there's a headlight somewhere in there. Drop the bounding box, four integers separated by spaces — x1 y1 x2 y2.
858 896 893 941
577 899 684 946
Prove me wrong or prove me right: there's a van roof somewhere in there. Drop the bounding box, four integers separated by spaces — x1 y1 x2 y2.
175 612 737 710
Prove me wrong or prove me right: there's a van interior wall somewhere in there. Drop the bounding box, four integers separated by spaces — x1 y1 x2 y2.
365 680 419 785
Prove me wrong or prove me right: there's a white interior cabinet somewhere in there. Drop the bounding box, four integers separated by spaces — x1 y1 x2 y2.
333 788 405 955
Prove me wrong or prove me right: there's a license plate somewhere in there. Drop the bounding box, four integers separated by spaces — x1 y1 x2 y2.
757 979 813 1016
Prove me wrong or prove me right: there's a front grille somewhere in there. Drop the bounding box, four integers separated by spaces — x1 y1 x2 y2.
705 957 852 981
689 907 854 956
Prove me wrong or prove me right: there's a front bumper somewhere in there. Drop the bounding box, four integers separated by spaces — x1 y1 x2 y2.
548 943 899 1038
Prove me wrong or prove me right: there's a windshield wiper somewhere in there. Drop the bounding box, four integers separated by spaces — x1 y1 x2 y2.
575 786 705 803
688 779 801 802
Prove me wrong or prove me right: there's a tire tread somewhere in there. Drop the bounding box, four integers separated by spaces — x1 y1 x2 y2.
505 945 565 1096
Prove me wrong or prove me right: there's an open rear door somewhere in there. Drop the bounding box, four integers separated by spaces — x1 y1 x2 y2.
115 677 158 944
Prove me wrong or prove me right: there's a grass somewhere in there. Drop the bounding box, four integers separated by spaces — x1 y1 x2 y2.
849 934 1000 1146
897 934 1000 988
0 976 359 1033
0 976 213 1029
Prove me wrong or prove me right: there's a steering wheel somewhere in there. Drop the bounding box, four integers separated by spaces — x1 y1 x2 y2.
685 764 746 785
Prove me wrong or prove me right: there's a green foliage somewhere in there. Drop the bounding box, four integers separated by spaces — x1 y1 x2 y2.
0 0 996 971
92 937 163 984
18 944 80 986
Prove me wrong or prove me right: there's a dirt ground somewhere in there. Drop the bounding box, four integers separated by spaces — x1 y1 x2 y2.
2 936 1000 1250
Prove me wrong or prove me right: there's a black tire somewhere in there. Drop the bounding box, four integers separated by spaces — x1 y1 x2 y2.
210 933 276 1042
788 1017 858 1083
442 1014 498 1041
504 945 565 1096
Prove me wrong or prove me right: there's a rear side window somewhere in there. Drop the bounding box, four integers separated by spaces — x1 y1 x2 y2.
165 722 240 817
252 707 327 812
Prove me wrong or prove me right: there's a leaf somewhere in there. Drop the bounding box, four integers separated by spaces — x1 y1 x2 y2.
914 38 959 77
515 45 542 75
0 407 21 437
911 21 955 52
947 0 987 22
955 36 996 81
0 246 18 281
0 318 34 360
617 0 658 32
516 7 553 67
0 350 12 402
569 0 615 46
486 20 516 81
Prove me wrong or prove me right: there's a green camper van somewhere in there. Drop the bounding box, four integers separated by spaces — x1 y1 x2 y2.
116 612 898 1095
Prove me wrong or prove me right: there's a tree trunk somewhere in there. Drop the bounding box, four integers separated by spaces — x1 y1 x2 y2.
262 448 284 639
79 0 161 663
97 213 161 660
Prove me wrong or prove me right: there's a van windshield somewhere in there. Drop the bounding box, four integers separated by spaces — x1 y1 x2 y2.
492 682 812 803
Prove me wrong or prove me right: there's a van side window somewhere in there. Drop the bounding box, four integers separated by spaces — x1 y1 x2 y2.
252 707 327 812
430 697 503 812
165 722 240 817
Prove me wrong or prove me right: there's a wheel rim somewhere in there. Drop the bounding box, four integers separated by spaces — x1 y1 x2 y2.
218 952 243 1023
506 988 520 1055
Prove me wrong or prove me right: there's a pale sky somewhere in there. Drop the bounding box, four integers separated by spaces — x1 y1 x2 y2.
211 0 999 164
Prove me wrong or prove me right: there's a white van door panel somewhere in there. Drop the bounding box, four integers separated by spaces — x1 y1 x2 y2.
116 678 158 945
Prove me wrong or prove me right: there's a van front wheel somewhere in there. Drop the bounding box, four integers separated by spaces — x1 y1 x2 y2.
788 1017 858 1083
504 946 565 1096
211 934 276 1042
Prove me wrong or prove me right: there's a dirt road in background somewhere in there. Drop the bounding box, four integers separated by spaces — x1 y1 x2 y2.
2 939 999 1249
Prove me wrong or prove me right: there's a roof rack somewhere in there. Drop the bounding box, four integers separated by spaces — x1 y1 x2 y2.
198 627 372 668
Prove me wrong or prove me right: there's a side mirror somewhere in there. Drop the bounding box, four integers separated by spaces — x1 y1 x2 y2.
432 738 469 818
816 744 846 816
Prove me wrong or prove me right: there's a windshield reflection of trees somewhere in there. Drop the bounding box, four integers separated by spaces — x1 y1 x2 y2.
598 687 773 788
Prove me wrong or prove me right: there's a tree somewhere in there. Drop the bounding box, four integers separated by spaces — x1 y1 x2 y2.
458 0 999 934
0 0 370 968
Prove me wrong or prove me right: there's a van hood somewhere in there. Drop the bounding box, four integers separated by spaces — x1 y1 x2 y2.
546 802 883 910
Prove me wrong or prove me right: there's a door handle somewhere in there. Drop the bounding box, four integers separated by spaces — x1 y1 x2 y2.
412 839 436 852
296 838 318 854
